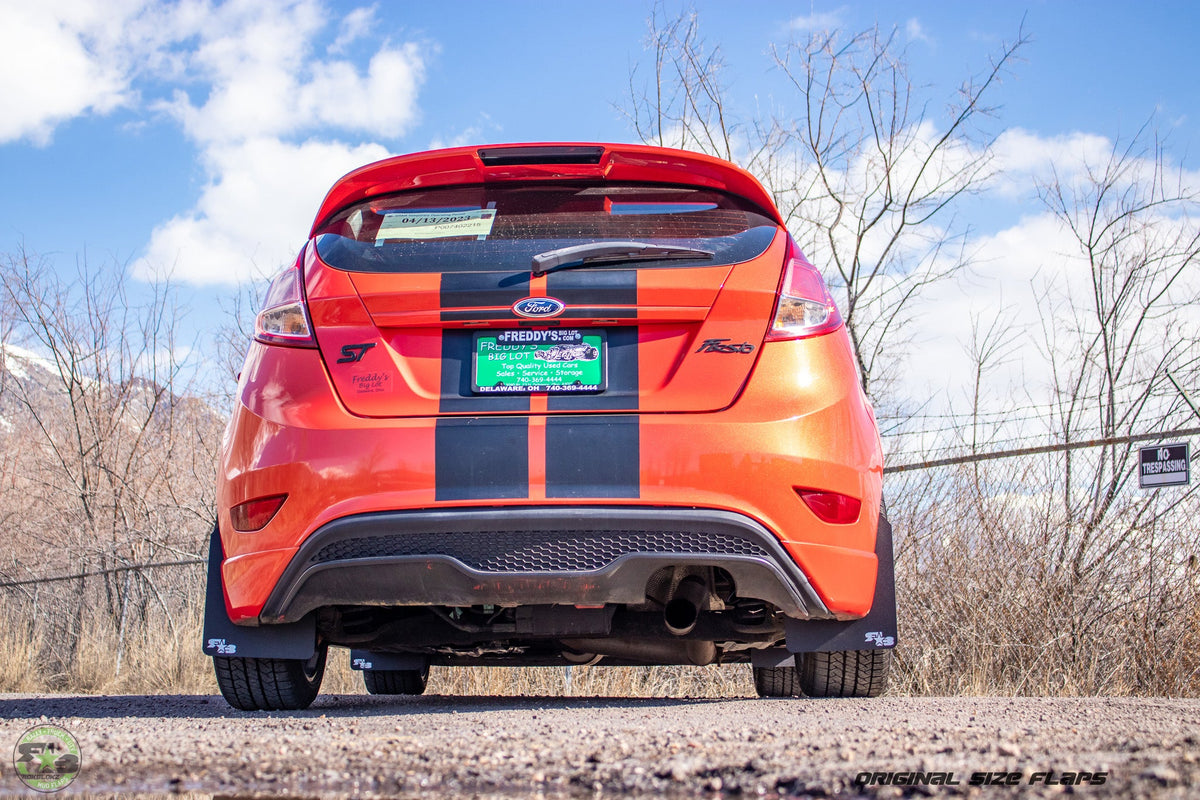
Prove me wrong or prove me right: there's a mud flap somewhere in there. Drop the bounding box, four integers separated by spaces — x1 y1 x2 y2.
201 524 317 660
783 513 898 654
349 650 429 671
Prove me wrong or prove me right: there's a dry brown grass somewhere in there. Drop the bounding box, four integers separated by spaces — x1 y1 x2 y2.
0 605 214 696
886 456 1200 698
427 664 755 698
0 601 757 698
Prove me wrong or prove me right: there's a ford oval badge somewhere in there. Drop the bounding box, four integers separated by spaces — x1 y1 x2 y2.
513 297 566 318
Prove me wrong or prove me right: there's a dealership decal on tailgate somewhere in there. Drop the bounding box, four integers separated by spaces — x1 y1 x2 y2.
472 329 606 394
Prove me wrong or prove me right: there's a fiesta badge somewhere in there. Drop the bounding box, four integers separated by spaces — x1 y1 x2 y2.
513 297 566 318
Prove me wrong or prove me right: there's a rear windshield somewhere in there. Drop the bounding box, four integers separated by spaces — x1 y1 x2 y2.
313 184 778 273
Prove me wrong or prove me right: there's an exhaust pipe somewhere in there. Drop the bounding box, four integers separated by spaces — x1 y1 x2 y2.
663 576 708 636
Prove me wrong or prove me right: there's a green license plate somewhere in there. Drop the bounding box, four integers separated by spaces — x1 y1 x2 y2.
472 329 606 394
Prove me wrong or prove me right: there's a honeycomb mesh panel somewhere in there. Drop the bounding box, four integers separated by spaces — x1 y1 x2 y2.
311 529 771 573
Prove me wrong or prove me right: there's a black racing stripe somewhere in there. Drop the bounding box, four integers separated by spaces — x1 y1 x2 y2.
442 308 635 322
440 309 520 322
558 308 637 319
548 326 638 411
441 271 530 312
435 417 530 501
440 330 530 413
545 416 640 499
546 269 637 306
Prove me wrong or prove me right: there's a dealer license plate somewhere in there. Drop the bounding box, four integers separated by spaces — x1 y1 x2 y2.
472 329 606 394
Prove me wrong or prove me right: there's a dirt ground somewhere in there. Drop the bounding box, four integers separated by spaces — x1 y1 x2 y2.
0 693 1196 798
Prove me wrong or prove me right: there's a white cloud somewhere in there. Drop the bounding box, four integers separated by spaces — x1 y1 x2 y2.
906 212 1069 395
757 121 1200 426
128 0 426 286
989 128 1112 197
329 5 378 55
0 0 428 284
989 127 1200 207
0 0 146 144
298 44 425 137
134 137 390 285
905 18 932 45
428 113 500 150
787 10 845 33
157 0 425 144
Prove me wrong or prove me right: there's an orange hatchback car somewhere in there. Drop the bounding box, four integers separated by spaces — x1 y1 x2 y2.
203 143 895 710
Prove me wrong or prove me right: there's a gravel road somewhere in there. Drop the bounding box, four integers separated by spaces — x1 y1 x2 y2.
0 693 1196 798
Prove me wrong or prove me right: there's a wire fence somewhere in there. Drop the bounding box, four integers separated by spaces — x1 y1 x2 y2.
0 557 204 590
884 425 1200 473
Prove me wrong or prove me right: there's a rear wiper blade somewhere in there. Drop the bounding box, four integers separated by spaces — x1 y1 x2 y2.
531 241 713 277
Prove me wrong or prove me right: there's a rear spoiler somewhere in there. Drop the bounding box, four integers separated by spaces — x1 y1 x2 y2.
309 142 785 235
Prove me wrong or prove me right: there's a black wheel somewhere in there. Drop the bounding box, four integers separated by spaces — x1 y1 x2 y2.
753 665 800 697
754 650 890 698
363 665 429 695
799 649 890 697
213 646 327 710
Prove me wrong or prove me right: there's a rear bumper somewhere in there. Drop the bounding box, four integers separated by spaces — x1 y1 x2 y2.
218 333 884 622
258 506 834 623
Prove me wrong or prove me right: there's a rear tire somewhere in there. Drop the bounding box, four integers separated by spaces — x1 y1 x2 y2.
753 665 800 697
363 666 429 695
799 649 890 697
213 647 327 710
754 649 891 698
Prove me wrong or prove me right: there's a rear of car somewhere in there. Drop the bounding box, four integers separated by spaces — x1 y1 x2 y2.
203 143 894 710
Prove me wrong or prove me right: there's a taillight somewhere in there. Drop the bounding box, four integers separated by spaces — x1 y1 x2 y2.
796 489 862 525
765 236 842 341
254 263 316 347
230 494 288 532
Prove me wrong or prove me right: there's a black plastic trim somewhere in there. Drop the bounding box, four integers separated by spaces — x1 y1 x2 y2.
478 146 605 166
259 507 833 624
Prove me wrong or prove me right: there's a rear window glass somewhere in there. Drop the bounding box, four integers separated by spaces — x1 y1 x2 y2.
313 184 778 273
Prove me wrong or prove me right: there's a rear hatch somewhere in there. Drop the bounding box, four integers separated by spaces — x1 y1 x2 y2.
305 181 786 417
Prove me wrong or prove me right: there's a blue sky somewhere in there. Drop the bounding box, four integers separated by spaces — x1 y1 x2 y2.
1 0 1198 404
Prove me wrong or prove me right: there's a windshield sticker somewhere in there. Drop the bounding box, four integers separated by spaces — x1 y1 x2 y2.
375 209 496 242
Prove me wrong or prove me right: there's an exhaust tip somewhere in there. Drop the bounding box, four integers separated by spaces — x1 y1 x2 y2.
664 576 708 636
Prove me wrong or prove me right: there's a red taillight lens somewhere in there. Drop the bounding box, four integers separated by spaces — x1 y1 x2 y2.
254 264 316 347
797 489 861 525
230 494 288 532
765 236 842 341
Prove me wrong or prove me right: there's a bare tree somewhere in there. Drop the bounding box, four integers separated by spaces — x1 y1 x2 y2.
1037 126 1200 568
625 6 1026 400
0 248 222 678
624 8 779 173
1020 126 1200 690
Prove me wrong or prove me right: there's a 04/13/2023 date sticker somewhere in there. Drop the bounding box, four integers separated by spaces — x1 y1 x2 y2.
13 724 81 792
